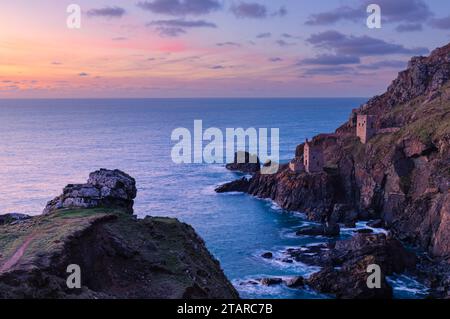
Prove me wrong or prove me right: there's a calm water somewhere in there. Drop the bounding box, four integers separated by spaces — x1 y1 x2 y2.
0 98 427 298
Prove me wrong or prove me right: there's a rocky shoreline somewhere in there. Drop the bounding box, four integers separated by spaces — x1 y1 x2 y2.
0 169 238 299
217 43 450 299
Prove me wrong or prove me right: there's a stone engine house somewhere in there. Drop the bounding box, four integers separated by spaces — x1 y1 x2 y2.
304 139 324 173
289 157 305 173
356 114 376 144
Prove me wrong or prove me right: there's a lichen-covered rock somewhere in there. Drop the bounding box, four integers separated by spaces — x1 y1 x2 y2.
43 169 137 214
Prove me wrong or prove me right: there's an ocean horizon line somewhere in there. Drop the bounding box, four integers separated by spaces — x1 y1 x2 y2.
0 97 369 101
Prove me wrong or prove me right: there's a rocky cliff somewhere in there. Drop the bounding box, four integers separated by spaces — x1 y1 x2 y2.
218 43 450 297
43 169 137 215
0 170 238 299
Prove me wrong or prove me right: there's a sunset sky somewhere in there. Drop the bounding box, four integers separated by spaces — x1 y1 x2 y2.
1 0 450 98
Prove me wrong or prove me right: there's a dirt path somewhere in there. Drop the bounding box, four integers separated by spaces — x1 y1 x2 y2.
0 234 35 273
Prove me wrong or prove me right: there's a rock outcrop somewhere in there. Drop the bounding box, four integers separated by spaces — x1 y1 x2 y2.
295 222 340 237
225 151 261 174
43 169 137 215
296 233 415 299
215 177 250 193
1 171 238 299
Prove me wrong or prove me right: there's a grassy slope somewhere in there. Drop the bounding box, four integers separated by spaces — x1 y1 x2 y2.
0 209 117 268
0 208 238 299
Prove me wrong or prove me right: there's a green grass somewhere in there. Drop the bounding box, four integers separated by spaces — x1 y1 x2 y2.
53 208 124 219
0 208 125 267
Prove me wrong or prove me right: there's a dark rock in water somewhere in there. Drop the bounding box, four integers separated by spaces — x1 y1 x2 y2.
286 244 332 267
261 252 273 259
296 226 324 236
307 261 393 299
416 255 450 298
243 164 345 221
215 177 250 193
332 233 416 274
0 213 31 225
225 151 260 174
296 222 340 237
260 278 283 286
305 234 416 299
367 219 385 228
285 276 305 288
324 223 341 236
43 169 137 214
287 233 417 299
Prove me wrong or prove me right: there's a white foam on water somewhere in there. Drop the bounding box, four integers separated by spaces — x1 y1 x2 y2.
253 249 322 275
341 220 389 236
220 191 245 196
233 277 288 297
387 274 429 298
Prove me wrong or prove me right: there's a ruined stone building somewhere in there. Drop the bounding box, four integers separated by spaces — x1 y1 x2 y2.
289 157 305 173
356 114 376 144
304 139 324 173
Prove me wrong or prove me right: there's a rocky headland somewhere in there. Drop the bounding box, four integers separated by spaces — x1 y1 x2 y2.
218 43 450 298
0 169 238 299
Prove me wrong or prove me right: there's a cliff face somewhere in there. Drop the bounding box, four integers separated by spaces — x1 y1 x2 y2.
0 170 238 299
222 43 450 261
43 169 137 215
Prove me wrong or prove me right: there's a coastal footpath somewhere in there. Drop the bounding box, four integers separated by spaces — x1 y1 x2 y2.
218 43 450 298
0 169 238 299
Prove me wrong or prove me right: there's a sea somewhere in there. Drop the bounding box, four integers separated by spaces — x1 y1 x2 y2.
0 98 429 299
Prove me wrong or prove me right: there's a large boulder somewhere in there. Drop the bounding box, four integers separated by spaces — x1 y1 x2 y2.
331 233 416 274
287 233 416 298
307 256 393 299
43 169 137 214
225 151 260 174
296 222 340 237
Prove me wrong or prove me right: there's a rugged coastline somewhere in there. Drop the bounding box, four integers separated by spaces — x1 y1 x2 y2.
217 43 450 298
0 169 238 299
